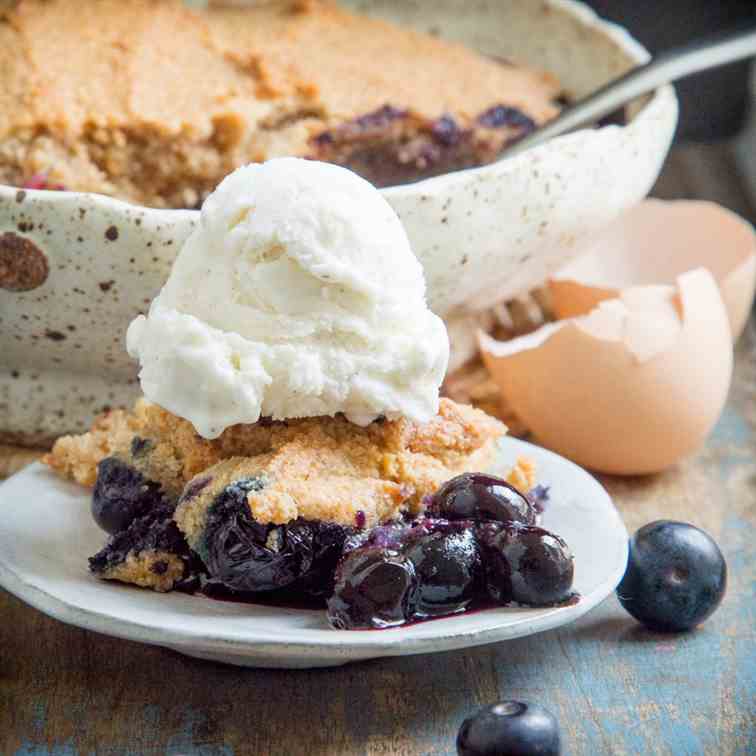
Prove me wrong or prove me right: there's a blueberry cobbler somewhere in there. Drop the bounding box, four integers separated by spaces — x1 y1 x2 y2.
0 0 560 207
46 398 575 629
42 157 576 629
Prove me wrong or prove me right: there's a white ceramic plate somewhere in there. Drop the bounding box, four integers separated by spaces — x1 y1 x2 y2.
0 438 627 668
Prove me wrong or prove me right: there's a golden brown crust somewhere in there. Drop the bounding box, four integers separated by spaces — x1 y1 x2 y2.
46 398 512 529
174 414 509 537
507 456 537 493
46 398 505 483
43 408 140 486
0 0 559 206
98 549 185 593
174 448 412 546
176 419 535 541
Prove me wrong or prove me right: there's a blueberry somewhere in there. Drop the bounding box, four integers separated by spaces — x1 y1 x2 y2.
477 104 537 131
199 476 359 596
432 114 461 146
89 498 192 581
290 521 355 599
364 521 412 550
457 701 561 756
91 456 166 534
617 520 727 632
404 524 482 619
480 524 574 606
432 473 536 526
206 517 316 593
327 546 416 629
201 478 329 592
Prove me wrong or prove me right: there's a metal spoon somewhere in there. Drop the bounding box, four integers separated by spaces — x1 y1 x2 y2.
507 25 756 156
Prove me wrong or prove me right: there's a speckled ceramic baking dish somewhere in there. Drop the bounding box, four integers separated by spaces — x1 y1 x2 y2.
0 0 677 445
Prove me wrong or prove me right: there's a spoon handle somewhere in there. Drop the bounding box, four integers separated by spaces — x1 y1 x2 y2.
508 25 756 155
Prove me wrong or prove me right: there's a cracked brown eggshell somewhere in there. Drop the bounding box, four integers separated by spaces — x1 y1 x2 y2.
549 199 756 341
480 268 733 475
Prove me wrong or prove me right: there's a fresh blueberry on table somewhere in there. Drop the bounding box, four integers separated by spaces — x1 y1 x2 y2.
617 520 727 632
457 701 561 756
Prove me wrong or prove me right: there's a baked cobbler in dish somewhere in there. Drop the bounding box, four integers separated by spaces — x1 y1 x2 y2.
0 0 560 207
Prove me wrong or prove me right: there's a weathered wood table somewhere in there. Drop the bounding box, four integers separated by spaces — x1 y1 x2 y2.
2 146 755 755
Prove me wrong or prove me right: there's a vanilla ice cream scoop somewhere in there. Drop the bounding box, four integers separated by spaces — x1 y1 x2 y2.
127 158 449 438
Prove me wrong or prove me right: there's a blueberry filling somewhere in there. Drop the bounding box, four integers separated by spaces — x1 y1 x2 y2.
89 497 203 590
312 104 408 146
326 514 574 629
309 102 539 187
88 460 575 629
181 474 212 503
477 104 536 131
129 436 152 458
91 456 168 535
200 478 354 593
431 114 462 146
323 474 572 629
286 520 356 600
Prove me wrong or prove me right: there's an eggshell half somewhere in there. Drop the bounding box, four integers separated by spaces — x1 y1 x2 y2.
549 199 756 341
480 268 733 475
